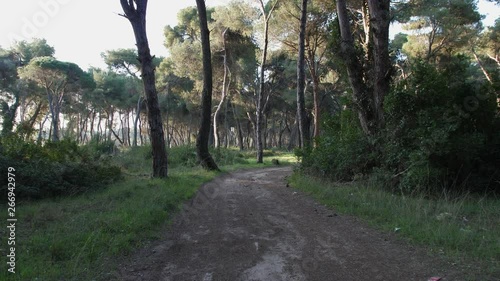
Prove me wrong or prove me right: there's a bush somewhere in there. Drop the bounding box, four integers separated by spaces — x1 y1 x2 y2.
302 56 500 195
0 136 122 200
383 58 500 194
301 107 379 181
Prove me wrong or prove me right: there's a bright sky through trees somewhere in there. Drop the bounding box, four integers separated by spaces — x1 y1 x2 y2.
0 0 230 69
0 0 498 70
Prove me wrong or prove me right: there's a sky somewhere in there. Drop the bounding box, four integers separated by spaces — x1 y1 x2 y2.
0 0 230 69
0 0 499 71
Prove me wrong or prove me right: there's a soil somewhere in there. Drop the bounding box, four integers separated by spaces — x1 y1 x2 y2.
113 167 484 281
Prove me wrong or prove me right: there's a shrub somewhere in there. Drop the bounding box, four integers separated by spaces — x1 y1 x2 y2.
383 57 500 194
301 107 379 181
302 56 500 195
0 136 122 200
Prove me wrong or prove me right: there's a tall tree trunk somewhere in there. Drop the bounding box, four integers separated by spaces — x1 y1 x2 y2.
195 0 219 171
214 29 229 149
83 112 90 143
25 102 43 140
256 0 279 162
120 0 168 177
37 111 50 143
90 109 95 139
127 111 131 146
97 113 103 140
223 97 229 148
232 101 244 151
311 75 320 145
255 17 267 162
336 0 391 136
288 114 299 151
367 0 391 129
305 54 321 147
132 96 142 146
473 50 494 85
297 0 310 148
107 108 114 142
139 115 144 145
46 89 60 142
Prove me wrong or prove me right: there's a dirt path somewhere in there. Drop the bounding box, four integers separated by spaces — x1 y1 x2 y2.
115 167 465 281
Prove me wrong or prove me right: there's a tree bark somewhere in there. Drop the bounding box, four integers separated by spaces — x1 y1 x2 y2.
473 50 494 85
38 111 50 144
133 96 142 146
120 0 168 177
47 89 61 142
297 0 310 148
336 0 391 136
231 101 244 151
214 29 229 149
25 102 43 139
256 0 279 162
195 0 219 171
367 0 391 129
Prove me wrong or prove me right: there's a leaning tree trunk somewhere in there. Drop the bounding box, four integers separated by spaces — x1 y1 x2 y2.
297 0 310 148
120 0 168 177
195 0 219 171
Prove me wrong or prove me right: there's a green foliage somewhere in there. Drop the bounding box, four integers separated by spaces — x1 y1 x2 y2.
27 56 95 89
394 0 482 60
0 48 18 89
12 38 55 64
163 7 215 48
0 143 294 280
0 168 217 280
101 48 165 77
383 58 500 193
0 136 121 199
301 103 379 181
302 56 500 194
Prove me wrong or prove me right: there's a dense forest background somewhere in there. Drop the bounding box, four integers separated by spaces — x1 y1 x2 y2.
1 0 499 198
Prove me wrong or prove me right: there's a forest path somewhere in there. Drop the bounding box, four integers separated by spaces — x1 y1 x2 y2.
116 166 462 281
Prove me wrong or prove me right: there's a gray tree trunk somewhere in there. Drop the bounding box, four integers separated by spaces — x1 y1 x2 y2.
297 0 310 148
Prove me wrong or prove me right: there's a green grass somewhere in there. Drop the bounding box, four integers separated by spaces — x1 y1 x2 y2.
0 169 217 280
289 172 500 277
0 146 295 280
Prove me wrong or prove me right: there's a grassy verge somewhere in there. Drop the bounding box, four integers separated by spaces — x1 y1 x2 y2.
0 169 218 280
288 172 500 276
0 147 295 280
